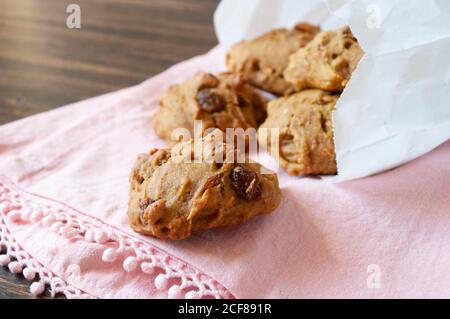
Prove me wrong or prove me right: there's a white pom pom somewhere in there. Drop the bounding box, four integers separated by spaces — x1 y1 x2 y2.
41 215 55 227
84 230 95 242
8 261 23 274
168 285 183 299
154 274 169 290
123 256 138 272
23 267 36 281
20 208 32 221
59 226 70 235
102 248 118 262
30 281 45 296
141 262 154 274
50 221 63 232
30 210 43 222
0 255 10 266
94 231 109 244
0 202 10 213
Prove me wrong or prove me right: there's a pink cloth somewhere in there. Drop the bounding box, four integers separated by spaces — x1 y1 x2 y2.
0 46 449 299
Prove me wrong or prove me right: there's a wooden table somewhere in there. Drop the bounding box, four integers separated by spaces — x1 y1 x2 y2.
0 0 219 298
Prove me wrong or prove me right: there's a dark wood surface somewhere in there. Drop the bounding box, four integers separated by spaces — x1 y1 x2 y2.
0 0 219 298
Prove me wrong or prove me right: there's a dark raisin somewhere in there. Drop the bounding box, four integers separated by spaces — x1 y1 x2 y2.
344 41 352 49
229 166 262 201
196 89 226 113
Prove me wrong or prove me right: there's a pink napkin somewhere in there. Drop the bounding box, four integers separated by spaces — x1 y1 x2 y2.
0 46 449 299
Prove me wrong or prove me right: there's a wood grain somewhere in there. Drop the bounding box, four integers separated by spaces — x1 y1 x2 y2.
0 0 219 298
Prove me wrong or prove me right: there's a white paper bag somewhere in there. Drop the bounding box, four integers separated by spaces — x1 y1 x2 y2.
214 0 450 181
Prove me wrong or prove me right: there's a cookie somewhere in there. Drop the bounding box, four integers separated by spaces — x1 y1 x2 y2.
284 26 364 93
152 72 267 144
259 90 338 176
128 131 281 240
226 23 320 95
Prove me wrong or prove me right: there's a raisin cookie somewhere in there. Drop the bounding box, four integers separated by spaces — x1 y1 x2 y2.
226 23 320 95
152 72 267 144
259 90 338 176
284 26 364 93
128 131 281 240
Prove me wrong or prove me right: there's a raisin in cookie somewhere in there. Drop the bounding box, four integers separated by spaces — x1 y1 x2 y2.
152 72 267 144
128 131 281 240
284 26 364 93
259 90 338 176
226 23 320 95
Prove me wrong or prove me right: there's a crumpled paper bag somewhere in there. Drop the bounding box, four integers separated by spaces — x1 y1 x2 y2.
214 0 450 181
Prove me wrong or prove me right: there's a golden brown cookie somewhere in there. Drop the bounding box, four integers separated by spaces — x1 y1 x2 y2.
259 90 338 176
226 23 320 95
128 131 281 240
152 72 267 144
284 26 364 93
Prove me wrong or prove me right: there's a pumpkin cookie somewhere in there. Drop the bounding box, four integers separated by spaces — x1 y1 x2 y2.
226 23 320 95
284 26 364 93
259 90 338 176
152 72 267 144
128 131 281 240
